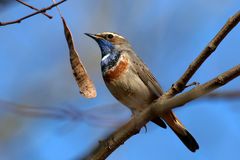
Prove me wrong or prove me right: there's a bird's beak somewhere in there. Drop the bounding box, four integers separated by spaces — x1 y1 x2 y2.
84 33 100 40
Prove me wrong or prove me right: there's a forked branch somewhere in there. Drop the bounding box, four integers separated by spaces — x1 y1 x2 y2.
166 10 240 97
0 0 67 26
16 0 52 19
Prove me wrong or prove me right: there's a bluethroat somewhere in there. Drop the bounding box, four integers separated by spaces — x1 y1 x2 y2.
85 32 199 152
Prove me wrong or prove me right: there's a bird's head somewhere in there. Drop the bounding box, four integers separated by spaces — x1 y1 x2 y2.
85 32 130 58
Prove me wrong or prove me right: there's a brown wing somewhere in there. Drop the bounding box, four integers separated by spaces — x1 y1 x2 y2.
129 53 167 128
130 53 164 97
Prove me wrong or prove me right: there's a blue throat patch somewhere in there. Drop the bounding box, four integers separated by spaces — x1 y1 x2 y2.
101 51 120 73
96 39 121 73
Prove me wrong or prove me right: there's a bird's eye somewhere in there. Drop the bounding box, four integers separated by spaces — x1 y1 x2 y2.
107 34 114 39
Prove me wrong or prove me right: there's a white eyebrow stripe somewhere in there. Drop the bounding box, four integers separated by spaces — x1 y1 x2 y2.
112 33 124 39
102 53 110 61
101 32 124 39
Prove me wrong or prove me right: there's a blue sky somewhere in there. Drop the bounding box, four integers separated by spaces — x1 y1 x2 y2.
0 0 240 160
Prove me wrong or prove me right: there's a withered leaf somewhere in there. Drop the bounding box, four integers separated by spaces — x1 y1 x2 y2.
62 17 96 98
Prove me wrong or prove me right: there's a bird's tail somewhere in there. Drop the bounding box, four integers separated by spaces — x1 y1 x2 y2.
152 117 167 129
162 111 199 152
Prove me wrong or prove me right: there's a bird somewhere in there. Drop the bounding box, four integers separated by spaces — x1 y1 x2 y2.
85 32 199 152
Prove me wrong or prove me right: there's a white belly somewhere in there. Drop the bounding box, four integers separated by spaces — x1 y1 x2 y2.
105 69 155 112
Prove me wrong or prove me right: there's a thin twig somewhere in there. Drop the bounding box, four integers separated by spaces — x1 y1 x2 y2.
16 0 52 19
166 10 240 97
51 0 64 17
0 0 67 26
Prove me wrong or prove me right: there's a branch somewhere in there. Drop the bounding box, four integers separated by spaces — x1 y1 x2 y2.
0 0 66 26
16 0 52 19
154 65 240 112
166 10 240 97
0 99 128 128
81 65 240 160
206 91 240 99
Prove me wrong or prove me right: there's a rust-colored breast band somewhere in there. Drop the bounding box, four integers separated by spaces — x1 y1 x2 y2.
104 56 129 83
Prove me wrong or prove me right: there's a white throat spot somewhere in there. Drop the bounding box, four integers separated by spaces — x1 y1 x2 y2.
102 53 110 61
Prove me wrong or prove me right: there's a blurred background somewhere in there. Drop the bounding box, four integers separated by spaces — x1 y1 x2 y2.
0 0 240 159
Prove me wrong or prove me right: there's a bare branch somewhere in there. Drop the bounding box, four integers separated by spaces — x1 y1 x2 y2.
0 0 66 26
0 100 78 120
167 10 240 97
155 65 240 112
16 0 52 19
206 91 240 99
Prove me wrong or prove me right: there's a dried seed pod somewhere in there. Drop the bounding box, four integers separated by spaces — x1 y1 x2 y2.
62 17 96 98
